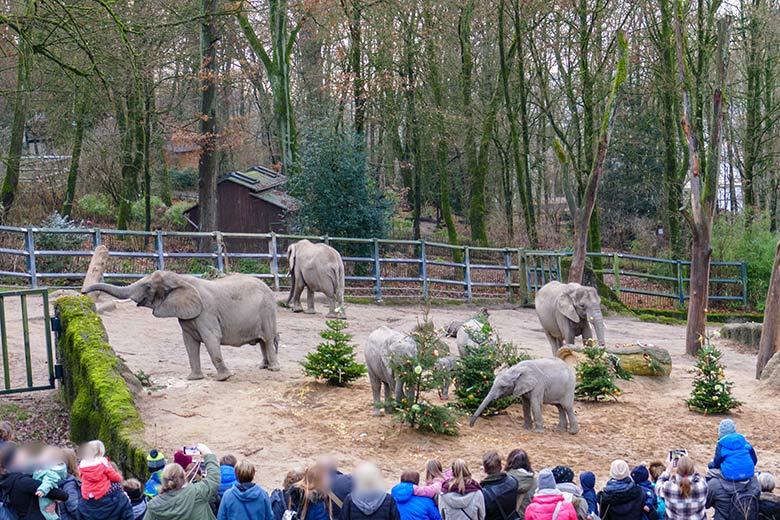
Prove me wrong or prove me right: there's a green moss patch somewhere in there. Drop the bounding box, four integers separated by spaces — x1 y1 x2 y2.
54 296 149 478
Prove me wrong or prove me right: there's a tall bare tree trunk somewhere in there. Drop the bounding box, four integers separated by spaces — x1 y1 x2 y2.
198 0 219 244
62 91 88 218
757 241 780 377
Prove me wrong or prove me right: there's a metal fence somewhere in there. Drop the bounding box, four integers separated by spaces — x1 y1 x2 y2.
0 226 748 308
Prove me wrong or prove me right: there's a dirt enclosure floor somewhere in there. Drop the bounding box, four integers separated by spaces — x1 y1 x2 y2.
4 293 780 490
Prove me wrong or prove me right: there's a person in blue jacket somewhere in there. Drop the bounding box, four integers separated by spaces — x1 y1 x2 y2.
631 465 658 520
391 471 442 520
218 454 238 497
579 471 599 518
708 419 758 481
217 460 273 520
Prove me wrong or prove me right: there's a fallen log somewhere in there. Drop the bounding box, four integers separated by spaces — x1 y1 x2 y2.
556 344 672 377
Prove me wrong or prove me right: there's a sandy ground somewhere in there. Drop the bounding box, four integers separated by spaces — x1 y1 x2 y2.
4 293 780 491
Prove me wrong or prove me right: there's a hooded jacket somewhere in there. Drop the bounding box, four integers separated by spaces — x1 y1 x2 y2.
144 453 220 520
79 457 123 500
392 482 442 520
507 469 535 518
341 490 400 520
578 472 598 517
77 488 135 520
0 472 69 520
524 491 578 520
56 475 81 520
481 473 519 520
145 471 163 499
218 465 237 497
706 473 760 520
759 492 780 520
331 470 355 517
439 480 485 520
597 478 645 520
711 433 758 481
554 483 588 520
217 482 273 520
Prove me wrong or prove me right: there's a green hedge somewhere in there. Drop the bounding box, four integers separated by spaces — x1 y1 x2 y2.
54 295 149 478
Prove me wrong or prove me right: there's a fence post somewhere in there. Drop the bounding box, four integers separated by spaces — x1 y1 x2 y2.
420 240 428 300
518 249 529 304
555 253 563 280
464 247 472 302
92 229 102 247
503 249 512 301
612 252 620 296
373 239 382 302
676 260 685 306
323 235 330 246
155 231 165 271
25 229 37 288
741 262 748 308
214 232 224 272
270 233 280 292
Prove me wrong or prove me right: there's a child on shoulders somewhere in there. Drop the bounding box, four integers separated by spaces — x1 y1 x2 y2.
33 446 68 520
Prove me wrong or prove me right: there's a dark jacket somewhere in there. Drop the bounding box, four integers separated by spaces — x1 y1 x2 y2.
597 478 645 520
637 480 658 520
759 492 780 520
480 473 518 520
289 486 331 520
711 434 758 481
331 471 354 517
706 474 760 520
391 482 441 520
217 482 273 520
0 471 69 520
78 489 135 520
579 472 598 517
56 475 81 520
341 491 400 520
506 469 535 517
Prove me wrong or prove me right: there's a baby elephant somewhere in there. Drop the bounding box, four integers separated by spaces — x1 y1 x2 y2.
364 326 418 415
470 357 579 434
434 355 458 400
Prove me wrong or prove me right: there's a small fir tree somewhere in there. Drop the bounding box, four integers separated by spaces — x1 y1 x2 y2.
686 342 742 414
575 343 622 401
301 320 366 386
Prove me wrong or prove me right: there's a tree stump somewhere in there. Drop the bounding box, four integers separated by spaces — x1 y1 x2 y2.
556 344 672 377
82 245 115 313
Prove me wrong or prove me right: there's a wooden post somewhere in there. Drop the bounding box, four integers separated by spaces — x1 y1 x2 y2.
82 245 113 313
270 233 279 292
757 241 780 378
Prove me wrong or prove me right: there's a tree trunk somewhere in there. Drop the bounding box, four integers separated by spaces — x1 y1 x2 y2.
116 90 137 230
458 1 477 213
347 0 365 135
198 0 219 245
470 82 501 245
62 91 88 218
757 242 780 377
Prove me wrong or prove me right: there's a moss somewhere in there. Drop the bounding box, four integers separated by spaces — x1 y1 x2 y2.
54 296 150 479
634 308 764 323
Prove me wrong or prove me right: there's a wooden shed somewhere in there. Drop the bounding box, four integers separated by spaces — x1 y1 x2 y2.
185 165 298 252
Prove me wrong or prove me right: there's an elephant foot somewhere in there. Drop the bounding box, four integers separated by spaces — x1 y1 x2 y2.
187 371 205 381
304 308 316 315
371 408 383 417
266 363 281 372
326 311 343 319
555 425 568 433
214 370 233 381
523 422 533 430
533 426 545 433
292 306 304 313
568 425 580 435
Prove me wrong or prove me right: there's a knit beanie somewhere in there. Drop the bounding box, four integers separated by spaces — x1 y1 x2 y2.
537 468 557 491
718 419 737 439
173 450 193 469
552 466 575 484
147 449 165 471
610 459 630 480
631 465 649 483
579 471 596 491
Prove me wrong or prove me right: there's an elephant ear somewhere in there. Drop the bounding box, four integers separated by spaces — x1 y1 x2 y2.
150 273 203 320
557 291 580 323
510 366 538 397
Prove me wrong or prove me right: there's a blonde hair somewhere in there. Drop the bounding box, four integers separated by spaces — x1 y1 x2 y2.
676 456 695 498
425 459 444 483
450 459 472 494
294 465 329 520
82 440 106 460
62 448 79 478
123 478 142 492
235 460 256 484
161 463 186 492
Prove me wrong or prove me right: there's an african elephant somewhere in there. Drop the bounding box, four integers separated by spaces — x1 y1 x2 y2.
286 240 346 318
534 281 606 354
83 271 279 381
364 326 418 415
469 357 579 434
456 318 497 356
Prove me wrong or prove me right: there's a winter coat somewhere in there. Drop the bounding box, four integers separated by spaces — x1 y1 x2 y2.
597 478 645 520
759 492 780 520
481 473 519 520
289 485 331 520
524 491 578 520
77 489 135 520
637 480 657 520
56 475 81 520
144 453 220 520
439 480 485 520
710 434 758 481
218 465 237 497
706 474 760 520
578 473 598 517
392 482 442 520
130 496 147 520
0 472 69 520
341 490 400 520
331 471 355 517
415 472 453 500
144 471 162 499
554 483 588 520
654 472 707 520
79 457 123 500
507 469 536 518
217 482 274 520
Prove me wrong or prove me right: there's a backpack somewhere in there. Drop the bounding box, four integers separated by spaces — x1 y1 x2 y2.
271 489 288 520
729 482 759 520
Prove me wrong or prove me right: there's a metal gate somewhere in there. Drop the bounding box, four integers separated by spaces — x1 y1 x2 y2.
0 289 58 395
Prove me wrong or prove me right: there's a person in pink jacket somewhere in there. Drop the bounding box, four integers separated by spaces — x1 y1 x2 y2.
414 460 452 501
524 469 578 520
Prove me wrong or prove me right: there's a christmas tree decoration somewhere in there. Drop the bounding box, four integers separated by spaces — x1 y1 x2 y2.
575 342 622 401
301 320 366 386
686 341 742 414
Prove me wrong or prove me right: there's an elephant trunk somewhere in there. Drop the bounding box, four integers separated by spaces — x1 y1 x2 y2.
469 390 498 427
588 309 606 345
82 282 134 300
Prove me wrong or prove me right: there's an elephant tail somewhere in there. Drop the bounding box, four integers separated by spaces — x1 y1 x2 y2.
273 333 279 353
333 260 345 306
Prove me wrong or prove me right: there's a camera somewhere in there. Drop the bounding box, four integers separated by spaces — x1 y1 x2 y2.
183 446 201 456
669 449 687 467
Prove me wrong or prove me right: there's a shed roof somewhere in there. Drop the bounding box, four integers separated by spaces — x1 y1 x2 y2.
220 165 287 193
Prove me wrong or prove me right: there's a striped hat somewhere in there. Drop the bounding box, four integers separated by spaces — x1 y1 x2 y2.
147 449 165 471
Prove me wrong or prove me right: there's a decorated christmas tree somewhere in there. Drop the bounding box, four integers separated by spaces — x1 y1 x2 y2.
301 320 366 386
575 343 622 401
686 342 742 414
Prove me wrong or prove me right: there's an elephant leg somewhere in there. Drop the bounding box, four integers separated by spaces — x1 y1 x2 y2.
555 404 568 432
439 377 451 400
522 398 533 430
563 326 576 346
304 288 316 314
260 337 280 371
291 281 305 312
394 379 405 405
382 381 393 412
369 375 382 416
326 293 339 319
530 395 545 432
566 405 580 434
544 332 561 355
183 333 204 380
203 336 232 381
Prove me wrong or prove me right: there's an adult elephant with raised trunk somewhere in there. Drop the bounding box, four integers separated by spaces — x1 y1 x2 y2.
83 270 279 381
286 239 346 319
534 281 606 354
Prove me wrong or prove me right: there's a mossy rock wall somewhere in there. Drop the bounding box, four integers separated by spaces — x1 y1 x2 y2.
720 322 762 352
55 295 150 479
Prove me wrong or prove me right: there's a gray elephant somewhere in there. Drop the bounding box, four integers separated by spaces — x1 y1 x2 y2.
456 318 497 356
534 281 606 354
286 239 346 318
434 355 457 400
364 326 417 415
469 357 579 434
83 270 279 381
